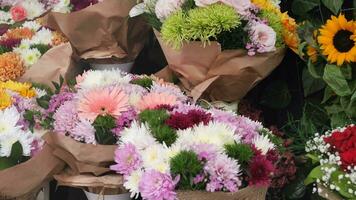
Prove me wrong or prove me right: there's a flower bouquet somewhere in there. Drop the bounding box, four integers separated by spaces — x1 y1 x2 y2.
110 102 284 199
0 19 77 85
44 0 150 72
0 80 64 199
35 69 188 198
305 124 356 199
131 0 298 101
298 14 356 127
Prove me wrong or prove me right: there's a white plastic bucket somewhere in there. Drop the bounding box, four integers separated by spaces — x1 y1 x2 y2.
90 62 134 73
84 190 131 200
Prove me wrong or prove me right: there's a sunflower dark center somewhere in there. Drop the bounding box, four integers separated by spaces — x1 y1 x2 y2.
333 30 354 52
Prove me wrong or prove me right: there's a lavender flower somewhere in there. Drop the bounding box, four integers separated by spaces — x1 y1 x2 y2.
53 101 79 135
172 103 205 114
46 91 74 115
150 82 188 102
139 170 179 200
71 119 96 144
112 108 137 137
110 143 142 175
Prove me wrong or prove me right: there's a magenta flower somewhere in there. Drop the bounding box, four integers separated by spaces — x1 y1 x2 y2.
139 170 179 200
248 154 275 186
110 143 142 175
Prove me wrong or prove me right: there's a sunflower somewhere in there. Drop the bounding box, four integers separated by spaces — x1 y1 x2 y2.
307 46 318 63
318 15 356 66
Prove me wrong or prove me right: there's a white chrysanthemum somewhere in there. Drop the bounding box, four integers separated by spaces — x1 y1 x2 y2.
52 0 72 13
21 0 45 19
253 134 275 155
15 39 33 51
0 107 21 135
120 121 157 151
18 48 41 67
34 88 47 98
31 28 53 45
141 144 169 173
0 130 33 157
176 122 238 149
0 10 13 24
22 21 41 31
124 169 143 199
78 69 132 89
166 143 184 159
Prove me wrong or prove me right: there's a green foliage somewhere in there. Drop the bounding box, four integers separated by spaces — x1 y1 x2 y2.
259 10 284 48
321 0 344 15
224 143 253 166
93 115 117 145
139 109 178 146
30 44 51 55
143 13 162 31
130 77 154 89
161 4 241 49
323 64 352 97
0 45 11 54
0 142 28 170
23 110 42 132
181 0 196 11
0 6 10 12
259 80 292 109
216 22 247 50
170 150 203 189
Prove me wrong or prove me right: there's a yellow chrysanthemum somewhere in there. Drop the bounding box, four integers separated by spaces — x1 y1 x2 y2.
0 81 36 98
251 0 280 13
0 90 12 110
307 46 318 63
318 15 356 66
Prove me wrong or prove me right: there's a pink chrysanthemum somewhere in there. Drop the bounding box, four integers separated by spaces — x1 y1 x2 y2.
110 143 142 175
137 92 177 111
53 101 79 135
71 119 96 144
77 87 130 121
139 170 179 200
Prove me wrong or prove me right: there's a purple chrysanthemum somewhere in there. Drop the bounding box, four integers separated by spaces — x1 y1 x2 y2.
53 101 79 135
110 143 142 175
190 143 219 161
46 91 74 115
171 103 205 114
112 108 137 137
139 170 179 200
150 82 188 102
71 119 96 144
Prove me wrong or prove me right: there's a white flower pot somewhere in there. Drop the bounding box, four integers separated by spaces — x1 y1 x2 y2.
84 190 131 200
90 62 134 73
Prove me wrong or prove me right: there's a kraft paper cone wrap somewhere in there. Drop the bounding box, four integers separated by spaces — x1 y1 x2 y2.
177 186 267 200
0 134 65 199
18 42 80 86
44 0 150 63
155 30 286 102
46 133 116 176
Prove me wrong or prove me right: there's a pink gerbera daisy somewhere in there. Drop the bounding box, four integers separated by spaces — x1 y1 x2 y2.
138 92 178 111
77 87 130 121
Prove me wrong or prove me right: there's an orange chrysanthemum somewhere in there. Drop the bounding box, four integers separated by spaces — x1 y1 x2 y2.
318 15 356 66
78 87 130 121
3 27 34 40
52 31 68 46
0 52 25 81
138 92 178 111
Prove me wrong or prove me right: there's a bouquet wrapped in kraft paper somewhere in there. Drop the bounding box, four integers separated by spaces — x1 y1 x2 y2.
0 82 65 199
44 0 150 70
133 0 298 101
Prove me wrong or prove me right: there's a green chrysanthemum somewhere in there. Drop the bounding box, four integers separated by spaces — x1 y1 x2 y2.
259 10 284 48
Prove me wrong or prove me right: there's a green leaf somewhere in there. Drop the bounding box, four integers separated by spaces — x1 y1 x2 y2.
325 104 343 114
283 175 307 199
330 112 350 128
323 64 352 96
330 169 356 199
0 142 24 170
303 68 325 97
305 165 323 185
321 0 344 14
341 64 352 80
260 80 291 109
306 153 320 164
292 0 320 16
307 60 324 79
93 115 117 145
322 86 335 103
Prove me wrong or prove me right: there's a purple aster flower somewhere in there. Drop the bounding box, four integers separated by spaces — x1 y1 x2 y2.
204 154 241 192
71 119 96 144
30 137 44 157
193 173 205 184
46 91 74 115
53 101 79 135
190 143 219 161
110 143 142 175
112 108 137 137
139 170 179 200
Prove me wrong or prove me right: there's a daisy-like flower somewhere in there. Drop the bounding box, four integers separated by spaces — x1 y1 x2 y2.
141 144 170 173
0 106 21 135
124 169 144 199
318 14 356 66
77 86 130 121
22 21 41 31
0 130 33 157
17 48 41 67
253 134 275 155
138 92 178 111
120 121 157 150
31 28 53 45
21 0 45 19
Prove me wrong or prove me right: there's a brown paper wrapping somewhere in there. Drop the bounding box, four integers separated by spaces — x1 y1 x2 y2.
177 186 267 200
0 138 65 199
45 133 116 176
44 0 150 64
155 31 286 102
18 42 80 85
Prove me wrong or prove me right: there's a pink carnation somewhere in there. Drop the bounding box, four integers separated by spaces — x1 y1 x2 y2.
111 143 142 175
247 22 276 55
10 5 27 22
139 170 179 200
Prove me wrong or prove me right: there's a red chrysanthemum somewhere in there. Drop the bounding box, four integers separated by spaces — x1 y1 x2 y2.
248 155 275 186
271 152 297 188
165 109 212 130
0 38 22 49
